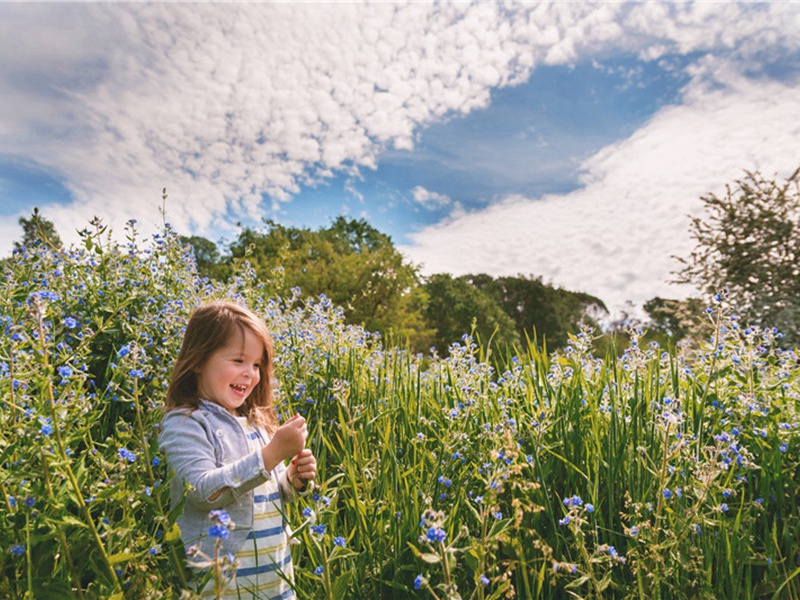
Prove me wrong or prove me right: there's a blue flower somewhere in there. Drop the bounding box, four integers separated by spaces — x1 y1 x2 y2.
10 545 25 556
479 574 490 586
662 489 672 499
209 510 231 526
311 524 327 536
413 574 424 590
24 496 35 508
57 365 73 379
40 424 52 437
630 526 639 536
585 504 594 513
558 516 570 526
128 369 145 379
314 566 324 575
720 503 729 513
151 457 160 467
302 507 313 518
64 317 78 329
118 447 137 462
208 524 229 539
333 536 346 547
426 527 446 544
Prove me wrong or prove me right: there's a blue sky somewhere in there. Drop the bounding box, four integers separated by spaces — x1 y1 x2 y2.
1 3 799 316
275 57 691 240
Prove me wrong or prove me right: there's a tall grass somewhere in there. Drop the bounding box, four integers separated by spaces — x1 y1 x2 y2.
1 220 798 599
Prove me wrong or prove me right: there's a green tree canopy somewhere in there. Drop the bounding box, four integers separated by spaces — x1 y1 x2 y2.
226 217 433 351
464 273 607 350
422 273 522 355
15 207 63 251
179 234 224 280
676 166 800 344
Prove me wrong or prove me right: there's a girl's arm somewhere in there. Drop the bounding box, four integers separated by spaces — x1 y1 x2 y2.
159 412 270 510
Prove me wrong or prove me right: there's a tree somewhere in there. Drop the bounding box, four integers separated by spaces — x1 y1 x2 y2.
642 296 708 343
179 235 224 280
465 273 607 350
676 166 800 344
422 273 521 355
14 208 63 251
226 217 434 351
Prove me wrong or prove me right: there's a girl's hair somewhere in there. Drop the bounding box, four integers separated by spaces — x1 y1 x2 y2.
165 301 278 433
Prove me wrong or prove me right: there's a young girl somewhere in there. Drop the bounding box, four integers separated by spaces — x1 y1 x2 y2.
159 301 316 599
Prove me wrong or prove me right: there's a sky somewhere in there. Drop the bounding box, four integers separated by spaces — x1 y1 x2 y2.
1 2 799 318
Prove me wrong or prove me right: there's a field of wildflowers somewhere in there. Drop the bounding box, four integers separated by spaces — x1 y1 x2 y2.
1 219 798 599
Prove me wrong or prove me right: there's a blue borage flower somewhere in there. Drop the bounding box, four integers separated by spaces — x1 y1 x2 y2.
426 527 446 543
10 545 25 556
333 536 346 547
314 566 324 575
208 524 229 540
118 447 137 462
413 574 424 590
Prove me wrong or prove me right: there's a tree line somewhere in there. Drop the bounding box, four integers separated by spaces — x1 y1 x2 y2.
9 165 800 353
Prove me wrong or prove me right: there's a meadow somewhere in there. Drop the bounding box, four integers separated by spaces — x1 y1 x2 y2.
1 220 798 599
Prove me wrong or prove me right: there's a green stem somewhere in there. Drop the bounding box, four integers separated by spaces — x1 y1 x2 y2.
321 542 333 600
34 307 123 595
25 511 33 598
130 379 188 588
41 449 84 599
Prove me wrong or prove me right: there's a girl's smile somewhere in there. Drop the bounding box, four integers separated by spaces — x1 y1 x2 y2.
195 327 264 415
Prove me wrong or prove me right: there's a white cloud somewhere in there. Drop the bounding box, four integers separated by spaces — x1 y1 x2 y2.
0 2 624 251
400 68 800 315
0 0 797 278
411 186 453 210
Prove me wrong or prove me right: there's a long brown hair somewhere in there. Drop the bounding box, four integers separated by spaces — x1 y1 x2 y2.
165 301 278 433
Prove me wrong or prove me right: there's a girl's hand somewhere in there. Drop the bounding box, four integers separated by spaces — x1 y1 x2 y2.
262 414 307 470
288 449 317 490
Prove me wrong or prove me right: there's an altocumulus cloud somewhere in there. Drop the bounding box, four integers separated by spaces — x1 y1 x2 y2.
1 2 620 248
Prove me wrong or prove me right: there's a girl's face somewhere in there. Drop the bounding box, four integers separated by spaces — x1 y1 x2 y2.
196 327 263 416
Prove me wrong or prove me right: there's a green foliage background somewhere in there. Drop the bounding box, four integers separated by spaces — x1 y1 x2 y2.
1 219 799 599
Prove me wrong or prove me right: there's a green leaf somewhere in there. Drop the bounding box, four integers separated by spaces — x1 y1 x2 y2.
107 552 136 565
419 553 441 564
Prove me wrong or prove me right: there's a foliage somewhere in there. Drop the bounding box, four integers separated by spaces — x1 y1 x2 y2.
224 217 434 352
2 218 799 599
465 273 607 351
676 166 800 346
14 207 63 252
422 273 522 356
642 296 709 344
179 235 226 281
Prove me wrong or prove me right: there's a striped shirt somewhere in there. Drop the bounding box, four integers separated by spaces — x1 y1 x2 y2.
200 418 295 600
